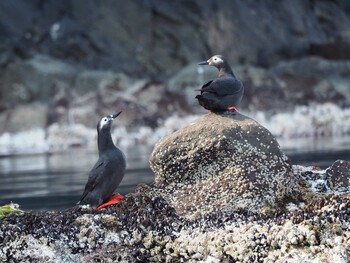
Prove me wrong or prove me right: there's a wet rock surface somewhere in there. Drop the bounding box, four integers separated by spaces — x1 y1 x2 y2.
294 161 350 195
1 171 350 262
327 160 350 192
0 184 181 262
150 111 298 216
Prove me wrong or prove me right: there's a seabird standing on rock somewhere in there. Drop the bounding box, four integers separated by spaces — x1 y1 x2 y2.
78 111 126 209
196 55 244 112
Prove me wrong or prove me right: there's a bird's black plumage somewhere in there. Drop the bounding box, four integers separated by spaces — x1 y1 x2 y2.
78 111 126 207
196 55 244 112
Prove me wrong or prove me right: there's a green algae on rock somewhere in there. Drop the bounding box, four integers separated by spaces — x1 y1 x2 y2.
150 111 299 217
0 203 23 219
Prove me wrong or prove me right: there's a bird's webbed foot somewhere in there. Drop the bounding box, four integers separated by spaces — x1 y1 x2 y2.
97 193 124 210
227 106 239 112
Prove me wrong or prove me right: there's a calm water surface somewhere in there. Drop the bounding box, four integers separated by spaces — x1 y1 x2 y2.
1 138 350 211
0 146 153 211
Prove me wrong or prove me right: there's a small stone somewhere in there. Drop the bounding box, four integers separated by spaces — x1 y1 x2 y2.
290 236 298 245
327 160 350 192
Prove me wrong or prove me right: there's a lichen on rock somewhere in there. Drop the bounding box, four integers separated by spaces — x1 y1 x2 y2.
150 111 299 217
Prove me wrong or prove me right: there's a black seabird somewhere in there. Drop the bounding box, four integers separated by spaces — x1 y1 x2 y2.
78 111 126 209
196 55 244 112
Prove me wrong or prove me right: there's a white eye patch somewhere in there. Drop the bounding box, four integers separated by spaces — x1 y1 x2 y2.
212 56 223 63
99 117 109 130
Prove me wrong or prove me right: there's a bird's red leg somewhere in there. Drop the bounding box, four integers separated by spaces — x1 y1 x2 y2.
227 106 239 112
97 194 124 210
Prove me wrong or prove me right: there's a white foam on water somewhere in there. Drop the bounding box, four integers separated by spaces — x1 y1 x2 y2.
293 165 330 193
0 103 349 156
251 103 350 138
0 129 48 155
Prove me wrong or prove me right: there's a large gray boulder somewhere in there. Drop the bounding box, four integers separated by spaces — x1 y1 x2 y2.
150 112 298 217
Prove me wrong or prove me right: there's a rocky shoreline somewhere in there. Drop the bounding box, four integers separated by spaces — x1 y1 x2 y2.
1 112 350 262
1 176 350 262
1 1 350 261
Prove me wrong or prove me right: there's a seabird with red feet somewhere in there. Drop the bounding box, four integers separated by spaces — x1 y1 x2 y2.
78 111 126 210
196 55 244 112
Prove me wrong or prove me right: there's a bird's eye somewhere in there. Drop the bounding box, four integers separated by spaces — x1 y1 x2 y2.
214 58 217 61
103 118 108 122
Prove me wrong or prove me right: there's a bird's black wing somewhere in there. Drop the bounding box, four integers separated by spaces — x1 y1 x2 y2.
79 157 106 202
198 77 243 96
201 79 213 89
195 80 213 91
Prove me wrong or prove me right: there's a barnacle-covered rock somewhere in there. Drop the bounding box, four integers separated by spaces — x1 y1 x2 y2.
150 111 298 216
327 160 350 192
2 115 350 262
0 184 181 262
1 184 350 262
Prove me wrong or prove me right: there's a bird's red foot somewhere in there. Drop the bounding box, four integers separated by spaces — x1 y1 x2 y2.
227 106 239 112
97 194 124 210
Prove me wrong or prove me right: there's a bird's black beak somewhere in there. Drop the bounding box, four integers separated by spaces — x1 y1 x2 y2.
198 60 209 65
111 111 122 119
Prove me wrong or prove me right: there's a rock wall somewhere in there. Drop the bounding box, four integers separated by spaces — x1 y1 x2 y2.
1 0 350 78
1 0 350 133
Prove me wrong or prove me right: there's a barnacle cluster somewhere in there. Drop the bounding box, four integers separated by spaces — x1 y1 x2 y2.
150 112 299 217
1 112 350 261
1 185 350 262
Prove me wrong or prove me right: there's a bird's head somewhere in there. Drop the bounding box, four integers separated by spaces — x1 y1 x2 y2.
97 111 122 132
198 55 233 76
198 55 227 68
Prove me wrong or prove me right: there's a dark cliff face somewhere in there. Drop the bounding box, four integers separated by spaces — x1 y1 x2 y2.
1 0 350 133
1 0 350 79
